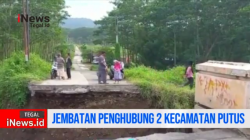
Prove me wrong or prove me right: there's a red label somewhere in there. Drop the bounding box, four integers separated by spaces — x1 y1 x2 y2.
18 14 20 22
0 109 47 128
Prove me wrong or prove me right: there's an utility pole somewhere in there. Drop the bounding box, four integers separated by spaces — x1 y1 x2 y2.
22 0 28 62
174 29 176 66
26 0 30 54
115 16 121 60
115 16 118 44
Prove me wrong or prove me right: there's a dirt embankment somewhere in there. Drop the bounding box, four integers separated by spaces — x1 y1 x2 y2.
0 92 191 140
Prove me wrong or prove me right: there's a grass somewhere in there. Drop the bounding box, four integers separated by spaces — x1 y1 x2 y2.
0 43 73 108
89 64 98 71
0 51 51 108
125 65 195 109
81 59 90 63
54 44 75 59
79 44 115 66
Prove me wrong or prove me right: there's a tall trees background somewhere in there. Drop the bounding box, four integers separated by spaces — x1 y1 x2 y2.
0 0 69 61
66 27 96 44
94 0 250 69
2 0 250 70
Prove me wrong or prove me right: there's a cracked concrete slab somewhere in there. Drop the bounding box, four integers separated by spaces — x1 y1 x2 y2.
116 129 248 140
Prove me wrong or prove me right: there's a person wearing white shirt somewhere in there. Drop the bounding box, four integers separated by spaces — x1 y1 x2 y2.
51 56 58 79
121 61 124 69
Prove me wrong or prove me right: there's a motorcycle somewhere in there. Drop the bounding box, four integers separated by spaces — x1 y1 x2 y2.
108 65 115 80
50 61 58 79
108 65 124 80
51 69 57 79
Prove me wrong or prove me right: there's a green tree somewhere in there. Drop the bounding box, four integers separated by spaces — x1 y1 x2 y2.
115 43 121 60
67 27 96 44
0 0 69 61
93 0 250 69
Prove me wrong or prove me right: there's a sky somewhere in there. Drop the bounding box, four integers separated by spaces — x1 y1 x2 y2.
65 0 115 20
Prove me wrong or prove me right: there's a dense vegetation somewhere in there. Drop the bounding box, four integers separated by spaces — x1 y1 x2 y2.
61 18 96 29
81 45 195 109
94 0 250 69
0 52 51 108
0 0 69 61
91 0 250 108
80 45 115 66
126 66 194 109
66 27 97 44
0 0 73 108
2 0 248 109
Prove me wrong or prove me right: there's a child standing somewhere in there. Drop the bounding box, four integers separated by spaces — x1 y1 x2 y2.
113 60 122 84
51 56 58 79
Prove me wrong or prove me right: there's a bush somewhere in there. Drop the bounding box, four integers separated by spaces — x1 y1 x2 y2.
96 47 115 66
164 66 186 85
0 52 51 108
125 65 195 109
89 64 98 71
115 43 121 60
125 62 137 68
80 45 92 62
81 44 87 50
80 45 116 66
53 44 75 60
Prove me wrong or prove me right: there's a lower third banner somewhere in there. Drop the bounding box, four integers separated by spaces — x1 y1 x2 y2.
0 109 47 128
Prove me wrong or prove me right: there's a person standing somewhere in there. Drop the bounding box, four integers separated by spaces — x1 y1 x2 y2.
51 56 58 79
113 60 122 83
183 61 194 89
120 61 124 78
66 53 72 79
98 51 108 84
56 53 66 80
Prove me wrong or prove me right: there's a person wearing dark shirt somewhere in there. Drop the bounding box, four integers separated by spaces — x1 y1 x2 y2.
98 51 108 84
66 53 72 79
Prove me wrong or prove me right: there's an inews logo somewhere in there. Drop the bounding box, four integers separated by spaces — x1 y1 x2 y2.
18 14 50 28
